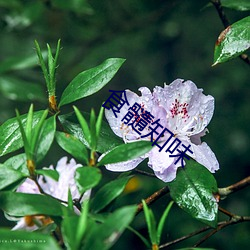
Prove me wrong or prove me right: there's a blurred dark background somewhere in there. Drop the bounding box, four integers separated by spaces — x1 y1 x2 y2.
0 0 249 249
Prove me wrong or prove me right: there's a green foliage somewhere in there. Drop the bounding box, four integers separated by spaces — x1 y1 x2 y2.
75 167 102 194
59 112 123 153
0 228 60 250
168 160 218 227
91 176 132 213
59 58 125 107
221 0 250 11
97 141 152 166
0 164 27 190
56 131 89 165
0 110 44 157
142 200 174 247
213 16 250 65
83 205 137 250
35 40 61 97
0 76 45 102
0 192 66 216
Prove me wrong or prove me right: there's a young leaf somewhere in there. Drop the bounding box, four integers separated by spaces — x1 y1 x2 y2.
36 115 56 162
59 58 125 106
168 160 218 227
75 167 102 194
0 191 66 216
76 200 89 248
97 141 152 166
90 108 97 150
142 200 157 244
56 131 89 165
83 205 137 250
156 200 174 244
91 176 132 213
59 112 123 153
30 109 48 156
213 16 250 65
34 40 50 89
73 106 91 146
0 228 61 250
96 106 104 140
0 110 44 157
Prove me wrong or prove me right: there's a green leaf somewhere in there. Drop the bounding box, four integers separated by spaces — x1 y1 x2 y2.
0 111 44 157
0 192 65 216
4 153 28 175
62 201 89 250
97 141 152 166
83 205 137 250
0 164 27 190
168 160 218 227
59 112 123 153
75 167 102 194
62 215 80 250
0 228 60 250
73 106 91 147
157 201 174 244
142 200 157 245
36 169 59 181
0 76 46 102
221 0 250 11
213 16 250 65
91 176 132 213
96 106 104 140
36 116 56 162
56 131 89 165
90 108 97 150
59 58 125 106
76 201 89 248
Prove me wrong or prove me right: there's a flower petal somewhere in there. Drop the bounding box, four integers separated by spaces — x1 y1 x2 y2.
155 79 214 136
105 156 146 172
16 178 40 194
191 142 219 173
148 146 181 182
105 90 141 140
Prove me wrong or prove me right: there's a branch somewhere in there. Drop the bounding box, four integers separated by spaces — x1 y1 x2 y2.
193 216 250 247
136 186 169 215
211 0 250 66
134 169 156 178
159 216 250 249
218 176 250 198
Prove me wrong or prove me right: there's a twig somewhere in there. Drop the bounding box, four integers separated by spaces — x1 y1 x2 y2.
136 186 169 215
193 216 250 247
134 169 157 178
159 224 212 249
159 216 250 249
211 0 250 66
218 206 235 218
218 176 250 198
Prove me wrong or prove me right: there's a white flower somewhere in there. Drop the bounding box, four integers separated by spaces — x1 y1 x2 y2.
12 157 90 231
103 79 219 182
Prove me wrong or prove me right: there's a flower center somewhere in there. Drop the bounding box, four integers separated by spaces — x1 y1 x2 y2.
170 99 190 122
